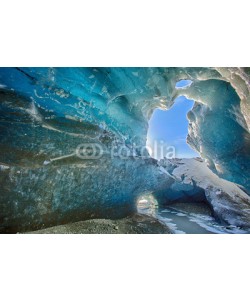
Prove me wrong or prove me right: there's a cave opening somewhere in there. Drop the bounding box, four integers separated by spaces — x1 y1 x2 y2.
175 79 193 89
137 193 158 215
146 94 200 160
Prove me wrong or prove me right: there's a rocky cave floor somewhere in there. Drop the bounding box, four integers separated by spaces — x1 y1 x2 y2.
26 213 172 234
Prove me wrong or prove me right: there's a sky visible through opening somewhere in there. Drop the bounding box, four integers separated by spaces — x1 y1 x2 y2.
147 80 200 160
175 79 193 88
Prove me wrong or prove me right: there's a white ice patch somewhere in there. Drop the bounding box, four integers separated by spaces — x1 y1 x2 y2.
161 209 171 213
0 164 10 170
138 199 148 204
176 213 186 217
26 101 43 122
188 213 248 234
156 215 186 234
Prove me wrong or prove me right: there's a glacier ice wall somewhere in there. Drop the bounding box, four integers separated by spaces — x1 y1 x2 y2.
183 78 250 191
0 67 249 232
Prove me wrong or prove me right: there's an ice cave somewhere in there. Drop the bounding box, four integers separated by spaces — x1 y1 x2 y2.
0 67 250 233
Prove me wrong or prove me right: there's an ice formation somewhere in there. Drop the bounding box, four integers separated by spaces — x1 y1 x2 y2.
0 67 249 232
157 158 250 228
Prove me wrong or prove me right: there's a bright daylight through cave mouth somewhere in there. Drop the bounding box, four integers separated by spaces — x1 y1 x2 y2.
147 80 199 160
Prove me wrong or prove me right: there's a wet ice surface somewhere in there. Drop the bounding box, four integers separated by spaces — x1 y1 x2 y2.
138 202 249 234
